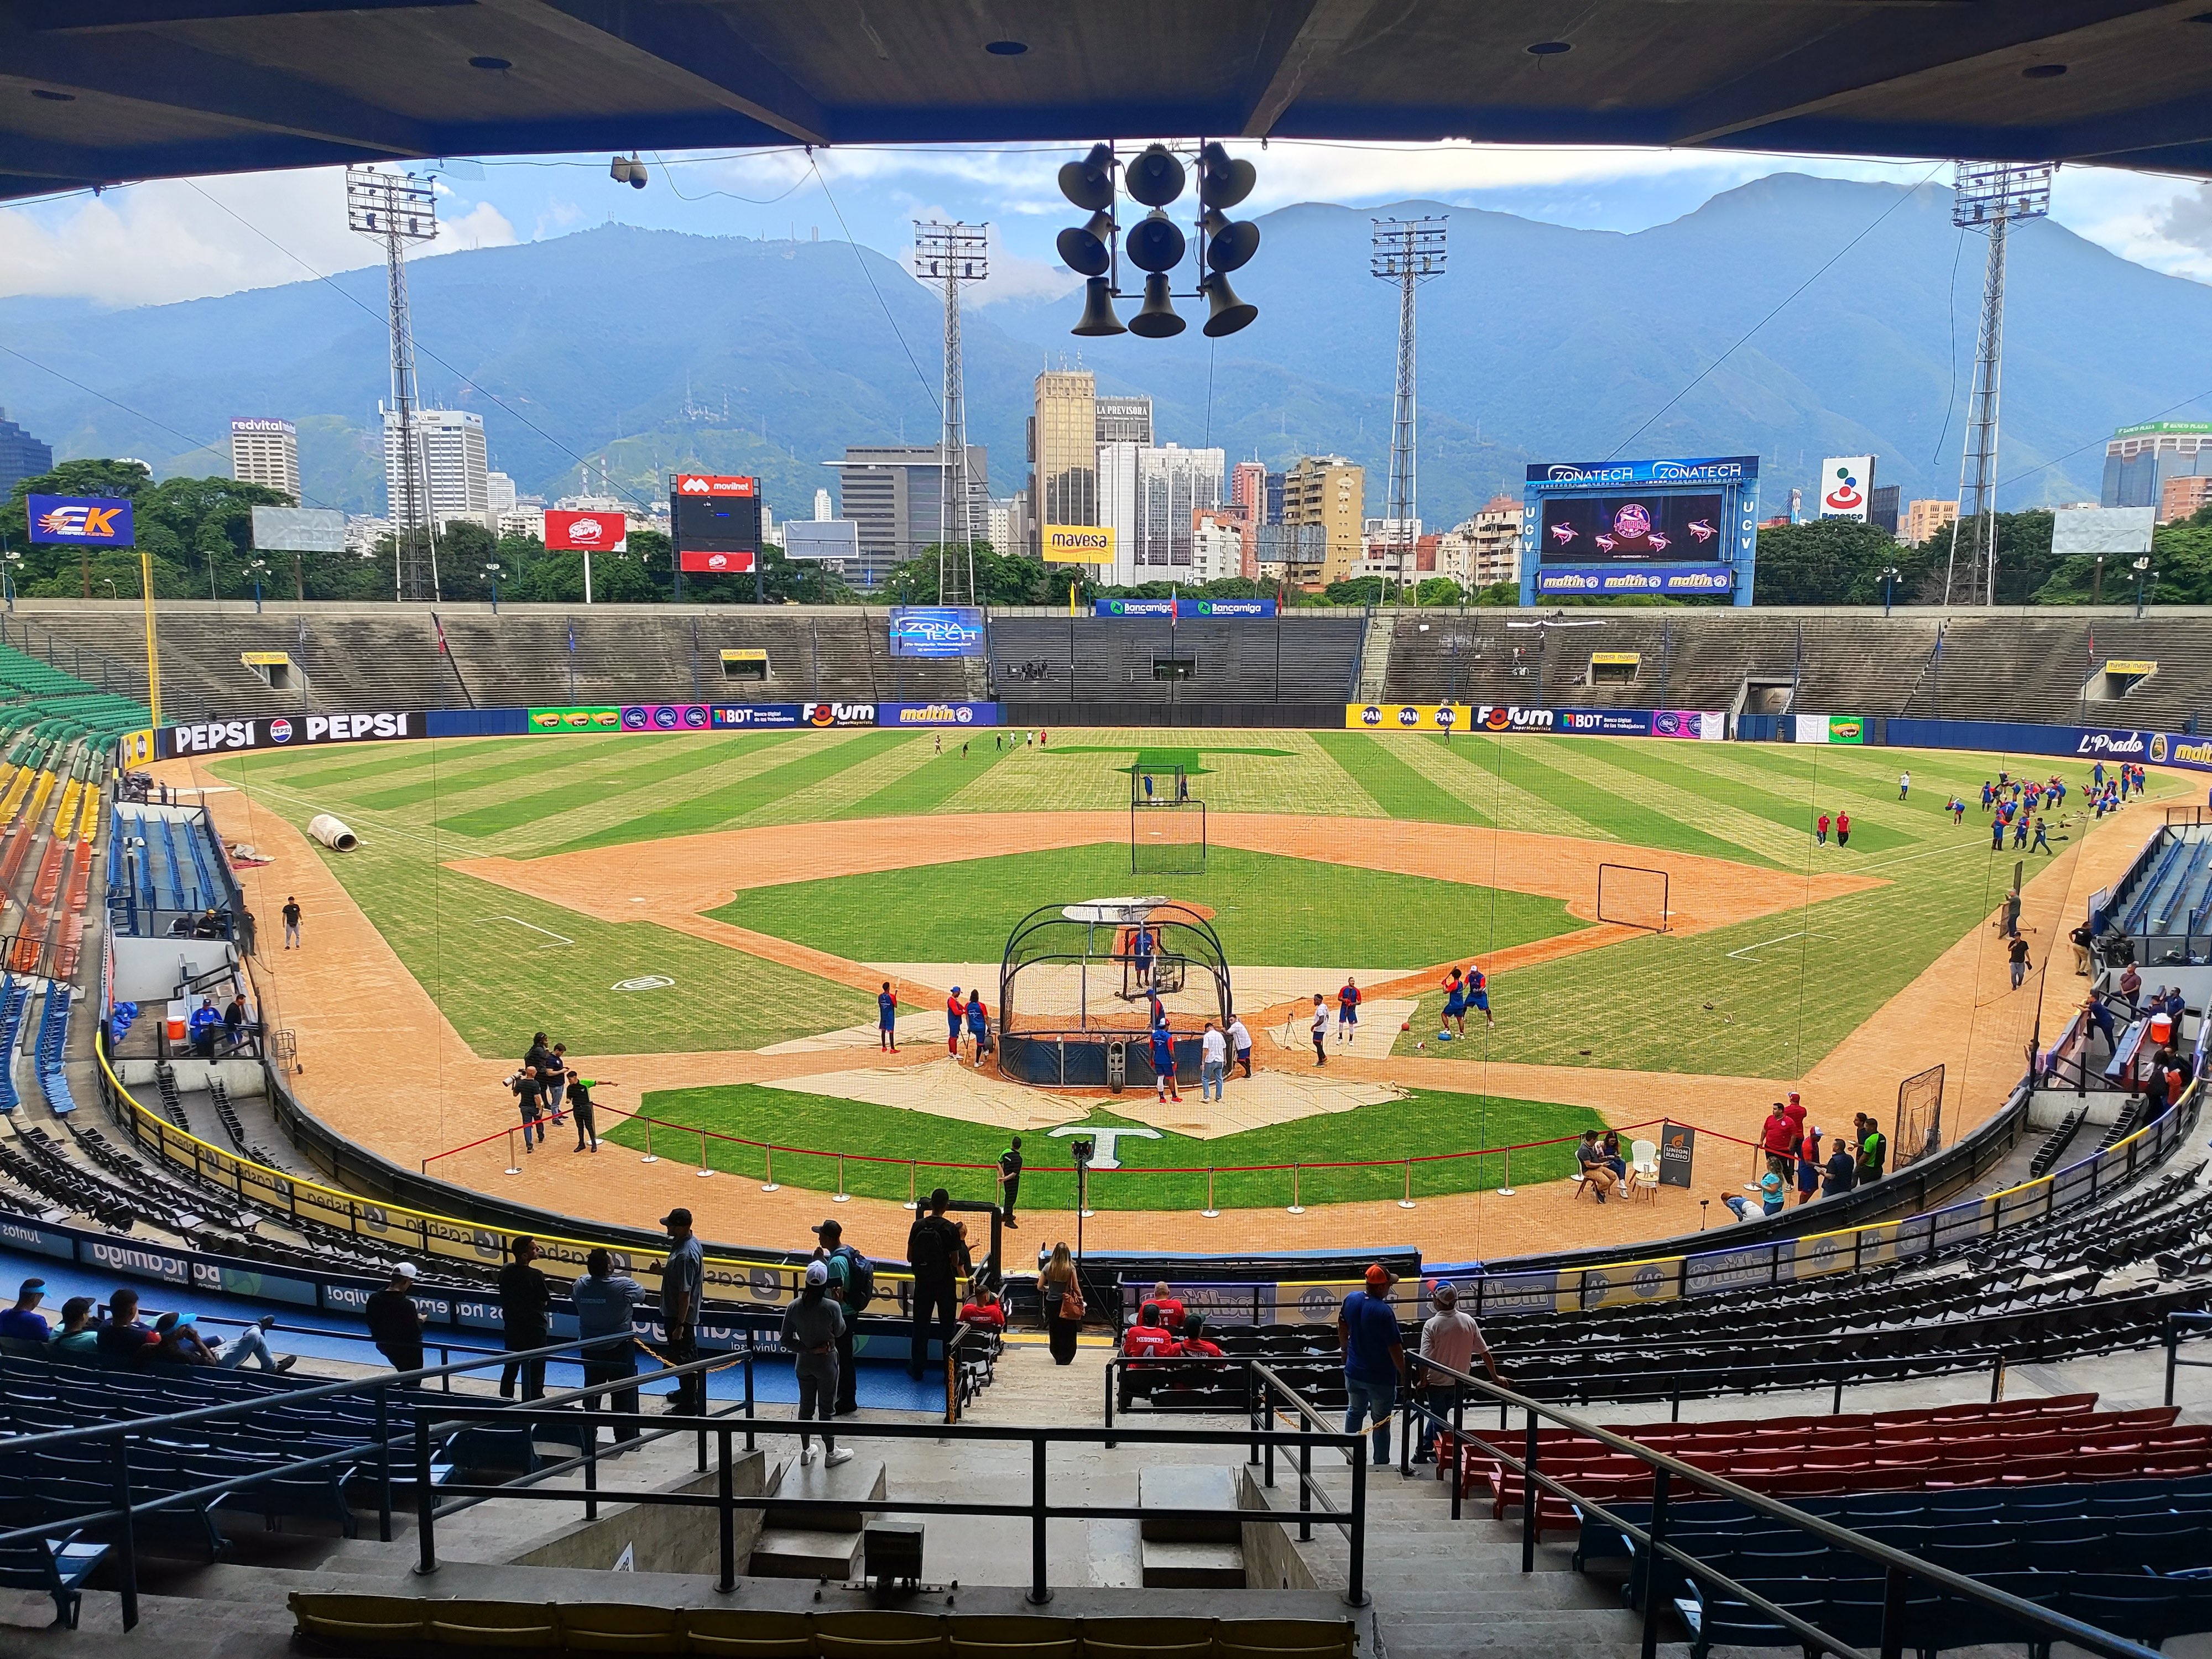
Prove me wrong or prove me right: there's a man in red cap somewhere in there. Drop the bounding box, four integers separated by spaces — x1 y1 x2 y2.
1337 1264 1406 1467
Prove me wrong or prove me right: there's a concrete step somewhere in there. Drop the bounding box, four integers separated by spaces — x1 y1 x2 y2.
1139 1465 1240 1544
746 1527 864 1580
1139 1538 1245 1589
766 1455 886 1532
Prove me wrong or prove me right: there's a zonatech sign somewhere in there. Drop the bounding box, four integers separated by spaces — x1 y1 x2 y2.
165 711 416 755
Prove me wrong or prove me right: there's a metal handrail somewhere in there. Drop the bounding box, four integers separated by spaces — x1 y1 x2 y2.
1402 1352 2163 1659
2163 1310 2212 1407
0 1333 747 1632
406 1400 1371 1606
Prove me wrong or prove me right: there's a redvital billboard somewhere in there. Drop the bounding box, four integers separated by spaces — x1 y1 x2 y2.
543 510 626 552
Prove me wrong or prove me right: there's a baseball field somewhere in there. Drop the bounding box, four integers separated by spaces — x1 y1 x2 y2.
179 724 2175 1257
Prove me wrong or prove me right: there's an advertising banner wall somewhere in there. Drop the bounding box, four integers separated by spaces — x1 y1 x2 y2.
526 706 622 734
619 704 712 732
27 493 134 546
799 701 878 728
712 705 804 729
678 549 755 575
1551 709 1722 739
1535 566 1735 596
1816 456 1874 521
1793 714 1867 745
1347 702 1556 733
1044 525 1116 563
1886 718 2212 773
163 711 417 757
543 510 627 552
879 701 1002 727
888 606 985 658
1092 598 1281 619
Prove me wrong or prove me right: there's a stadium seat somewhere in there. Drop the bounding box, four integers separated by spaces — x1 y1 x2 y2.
680 1608 813 1655
556 1603 686 1651
420 1599 562 1647
0 1530 108 1629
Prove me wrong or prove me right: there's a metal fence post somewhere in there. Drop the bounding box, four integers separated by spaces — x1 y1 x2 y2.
1026 1434 1052 1605
1300 1433 1313 1542
2168 1317 2181 1410
1641 1467 1670 1659
744 1328 757 1454
376 1386 394 1543
109 1428 139 1632
1521 1408 1540 1573
414 1416 438 1575
717 1428 735 1593
1346 1448 1369 1608
1879 1562 1910 1659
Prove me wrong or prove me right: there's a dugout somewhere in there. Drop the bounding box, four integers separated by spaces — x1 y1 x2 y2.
997 899 1232 1089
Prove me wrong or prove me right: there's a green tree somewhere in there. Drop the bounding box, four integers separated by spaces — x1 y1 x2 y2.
1914 510 2057 606
1750 519 1922 606
1320 576 1388 607
1412 577 1464 607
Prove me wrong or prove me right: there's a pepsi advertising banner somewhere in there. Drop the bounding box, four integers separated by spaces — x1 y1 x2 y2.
1521 454 1759 608
27 494 134 546
163 711 417 756
888 606 985 658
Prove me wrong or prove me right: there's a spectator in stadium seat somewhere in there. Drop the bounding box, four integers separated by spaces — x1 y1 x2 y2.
1122 1302 1180 1361
1338 1265 1405 1467
0 1278 49 1342
1822 1136 1857 1199
1148 1281 1187 1332
153 1311 294 1372
49 1298 96 1357
1759 1103 1796 1178
1575 1131 1616 1201
1180 1312 1224 1358
96 1288 160 1364
1413 1281 1499 1465
497 1235 550 1402
2008 935 2031 990
958 1286 1006 1333
367 1262 427 1373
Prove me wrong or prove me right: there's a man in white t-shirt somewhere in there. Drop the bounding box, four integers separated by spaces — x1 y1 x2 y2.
1228 1015 1253 1079
1412 1281 1501 1464
1199 1021 1228 1101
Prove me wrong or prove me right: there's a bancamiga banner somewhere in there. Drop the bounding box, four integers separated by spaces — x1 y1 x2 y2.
163 711 417 757
1094 598 1281 618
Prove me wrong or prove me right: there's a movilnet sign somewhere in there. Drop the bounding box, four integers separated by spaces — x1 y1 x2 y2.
673 474 756 497
164 711 416 756
1657 1121 1695 1189
543 510 627 552
27 493 134 546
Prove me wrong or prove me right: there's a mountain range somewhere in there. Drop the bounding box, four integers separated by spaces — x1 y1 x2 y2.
4 173 2211 532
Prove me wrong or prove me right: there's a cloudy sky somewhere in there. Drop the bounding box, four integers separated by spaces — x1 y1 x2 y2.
4 140 2211 311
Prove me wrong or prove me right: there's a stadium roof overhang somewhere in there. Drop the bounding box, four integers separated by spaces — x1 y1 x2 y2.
4 0 2212 201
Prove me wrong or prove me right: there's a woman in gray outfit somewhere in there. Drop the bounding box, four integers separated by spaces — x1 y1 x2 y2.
782 1261 852 1467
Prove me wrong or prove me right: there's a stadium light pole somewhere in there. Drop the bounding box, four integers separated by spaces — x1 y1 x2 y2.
484 560 502 615
347 164 442 603
1371 217 1447 607
915 220 988 605
1880 564 1901 618
2133 556 2153 619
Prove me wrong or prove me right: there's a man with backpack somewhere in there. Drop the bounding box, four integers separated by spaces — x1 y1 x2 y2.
905 1188 964 1384
812 1217 874 1415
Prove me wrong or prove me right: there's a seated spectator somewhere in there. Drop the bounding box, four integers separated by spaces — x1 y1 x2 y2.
152 1311 295 1373
49 1297 97 1357
1180 1312 1225 1359
1822 1135 1856 1198
1121 1302 1181 1360
0 1277 49 1342
96 1288 160 1364
1147 1280 1187 1332
958 1287 1007 1332
1574 1131 1616 1202
1722 1171 1787 1223
1599 1131 1627 1181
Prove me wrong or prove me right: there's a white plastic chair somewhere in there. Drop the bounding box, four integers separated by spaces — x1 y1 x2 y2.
1629 1139 1660 1201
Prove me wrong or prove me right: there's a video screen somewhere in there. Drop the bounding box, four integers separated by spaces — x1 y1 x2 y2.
1538 492 1726 564
674 493 760 555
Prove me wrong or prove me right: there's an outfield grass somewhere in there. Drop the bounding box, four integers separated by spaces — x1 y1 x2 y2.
713 842 1578 968
602 1082 1606 1212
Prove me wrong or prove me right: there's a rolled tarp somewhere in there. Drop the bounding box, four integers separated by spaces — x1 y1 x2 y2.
306 813 359 852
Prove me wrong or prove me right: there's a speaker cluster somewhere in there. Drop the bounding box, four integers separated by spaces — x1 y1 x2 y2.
1056 141 1260 339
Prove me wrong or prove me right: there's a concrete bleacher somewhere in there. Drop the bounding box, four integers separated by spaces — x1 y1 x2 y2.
988 613 1366 706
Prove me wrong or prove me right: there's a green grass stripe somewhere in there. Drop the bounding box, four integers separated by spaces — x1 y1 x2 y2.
603 1083 1604 1211
837 736 1020 819
934 734 1147 816
1310 731 1487 824
210 738 524 795
1394 734 1602 837
346 738 646 812
490 735 838 856
435 737 790 840
712 842 1577 968
739 733 943 825
1432 737 1757 863
1531 739 1865 864
1587 743 1915 855
541 731 896 853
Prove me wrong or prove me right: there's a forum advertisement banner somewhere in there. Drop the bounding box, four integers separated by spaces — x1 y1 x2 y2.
1347 703 1557 733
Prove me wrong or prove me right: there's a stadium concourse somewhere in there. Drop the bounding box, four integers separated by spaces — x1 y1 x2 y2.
157 740 2156 1260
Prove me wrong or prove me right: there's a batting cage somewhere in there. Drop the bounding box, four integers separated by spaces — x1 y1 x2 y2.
1894 1063 1944 1170
1131 763 1207 875
997 898 1231 1089
1597 862 1671 932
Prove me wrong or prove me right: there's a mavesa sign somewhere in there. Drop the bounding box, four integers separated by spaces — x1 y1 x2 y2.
1042 525 1115 563
165 711 416 755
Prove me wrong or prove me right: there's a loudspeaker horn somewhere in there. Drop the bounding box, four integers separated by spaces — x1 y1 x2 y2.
1057 143 1115 211
1124 142 1186 207
1200 272 1257 338
1198 142 1255 210
1071 275 1126 337
1056 210 1114 276
1123 208 1186 274
1202 210 1260 273
1128 272 1185 338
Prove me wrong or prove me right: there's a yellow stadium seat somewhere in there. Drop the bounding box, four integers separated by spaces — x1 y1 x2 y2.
288 1592 430 1644
559 1602 686 1650
814 1610 950 1658
1079 1618 1218 1659
420 1598 562 1647
1214 1619 1359 1659
947 1613 1081 1659
682 1607 812 1656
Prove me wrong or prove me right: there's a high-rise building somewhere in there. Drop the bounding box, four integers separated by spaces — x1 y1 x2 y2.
1869 484 1901 536
1135 445 1225 581
2102 421 2212 509
383 408 488 531
0 409 53 496
1097 440 1141 575
813 487 833 521
826 444 989 588
1230 461 1266 522
987 499 1014 559
486 471 517 518
229 418 300 501
1095 395 1154 446
1190 512 1247 584
1282 456 1364 586
1902 498 1960 546
1028 369 1097 554
1264 470 1286 526
2161 474 2212 524
1434 495 1523 589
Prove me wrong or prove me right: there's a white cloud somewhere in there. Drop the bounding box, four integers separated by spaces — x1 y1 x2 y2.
433 200 517 254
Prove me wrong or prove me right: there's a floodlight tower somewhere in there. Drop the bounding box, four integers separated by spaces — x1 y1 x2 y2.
915 221 989 604
1947 161 2052 607
347 165 441 602
1371 217 1448 602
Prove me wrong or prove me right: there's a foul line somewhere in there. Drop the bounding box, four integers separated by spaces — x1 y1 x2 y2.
1726 928 1838 962
476 915 574 949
